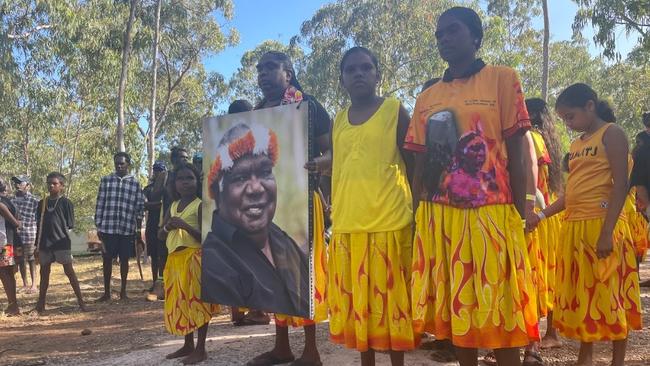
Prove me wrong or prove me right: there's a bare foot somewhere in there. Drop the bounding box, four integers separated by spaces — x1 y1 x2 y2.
182 349 207 364
166 345 195 359
27 286 38 294
95 294 111 302
540 334 562 349
5 303 20 316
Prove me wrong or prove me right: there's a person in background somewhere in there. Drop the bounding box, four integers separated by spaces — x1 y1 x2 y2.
143 161 168 297
11 175 39 294
34 172 85 313
0 177 21 316
95 152 145 301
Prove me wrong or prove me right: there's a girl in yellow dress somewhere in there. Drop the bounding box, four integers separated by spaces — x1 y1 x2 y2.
405 7 539 366
525 98 565 350
159 163 219 365
328 46 415 366
529 83 642 366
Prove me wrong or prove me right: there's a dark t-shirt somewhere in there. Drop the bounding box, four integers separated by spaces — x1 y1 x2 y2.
201 212 310 318
1 196 21 247
36 197 74 250
143 183 165 230
255 93 331 158
631 131 650 194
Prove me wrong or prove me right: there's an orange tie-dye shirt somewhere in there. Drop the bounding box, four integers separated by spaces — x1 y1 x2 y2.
404 65 531 208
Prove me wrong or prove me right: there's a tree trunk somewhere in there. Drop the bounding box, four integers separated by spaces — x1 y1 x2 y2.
22 115 31 177
147 0 162 175
67 114 83 198
116 0 138 152
541 0 550 101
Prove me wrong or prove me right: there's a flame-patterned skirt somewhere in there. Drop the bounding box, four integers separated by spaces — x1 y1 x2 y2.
327 225 416 352
164 247 220 336
274 192 329 327
536 213 561 314
410 202 540 349
554 217 642 342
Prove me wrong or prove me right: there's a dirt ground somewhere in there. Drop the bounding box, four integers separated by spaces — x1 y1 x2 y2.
1 255 650 366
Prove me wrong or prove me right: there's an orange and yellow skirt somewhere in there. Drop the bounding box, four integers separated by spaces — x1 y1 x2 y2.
526 228 548 317
553 217 642 342
164 247 220 336
275 192 328 327
528 211 562 316
327 225 415 352
625 210 649 262
411 202 540 349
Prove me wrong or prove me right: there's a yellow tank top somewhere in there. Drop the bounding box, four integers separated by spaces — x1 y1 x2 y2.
331 97 413 233
565 123 614 220
166 198 202 252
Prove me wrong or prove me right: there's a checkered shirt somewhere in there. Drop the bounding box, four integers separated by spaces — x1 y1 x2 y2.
95 173 145 235
11 193 39 245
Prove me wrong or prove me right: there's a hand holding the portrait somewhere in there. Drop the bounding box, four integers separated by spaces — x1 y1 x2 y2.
304 154 332 175
166 216 189 231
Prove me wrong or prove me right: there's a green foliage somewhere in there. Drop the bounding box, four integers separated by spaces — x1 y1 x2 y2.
0 0 236 232
572 0 650 59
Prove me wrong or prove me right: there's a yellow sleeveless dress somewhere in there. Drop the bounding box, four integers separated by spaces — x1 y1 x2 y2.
163 198 219 336
328 97 416 351
555 123 641 342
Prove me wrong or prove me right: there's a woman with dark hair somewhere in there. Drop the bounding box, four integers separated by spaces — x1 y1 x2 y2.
405 7 539 366
328 46 415 366
529 83 641 366
525 98 564 350
246 51 331 366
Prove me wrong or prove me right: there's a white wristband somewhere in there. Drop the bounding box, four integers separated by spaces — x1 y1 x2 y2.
537 211 546 220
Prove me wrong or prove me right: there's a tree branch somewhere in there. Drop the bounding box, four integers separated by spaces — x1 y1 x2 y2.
7 24 53 39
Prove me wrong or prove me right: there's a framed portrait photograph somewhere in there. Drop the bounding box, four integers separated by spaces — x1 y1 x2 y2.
201 103 313 319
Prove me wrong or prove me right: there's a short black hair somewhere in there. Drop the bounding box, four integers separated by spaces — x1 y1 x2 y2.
113 151 132 164
228 100 253 114
170 147 188 162
339 46 380 75
420 77 441 93
46 172 66 185
170 162 200 200
439 6 484 49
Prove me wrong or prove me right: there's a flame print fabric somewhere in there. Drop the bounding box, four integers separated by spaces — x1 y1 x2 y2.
327 225 416 352
275 193 328 327
164 247 219 336
623 188 649 261
410 202 540 349
554 218 642 342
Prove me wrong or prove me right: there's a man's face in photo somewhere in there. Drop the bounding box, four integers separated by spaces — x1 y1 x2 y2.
219 154 277 234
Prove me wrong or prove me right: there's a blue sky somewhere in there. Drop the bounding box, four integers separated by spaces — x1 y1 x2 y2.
204 0 637 82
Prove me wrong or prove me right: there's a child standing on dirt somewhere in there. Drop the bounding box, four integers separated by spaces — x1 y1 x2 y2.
529 83 642 366
158 162 218 365
34 172 86 313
